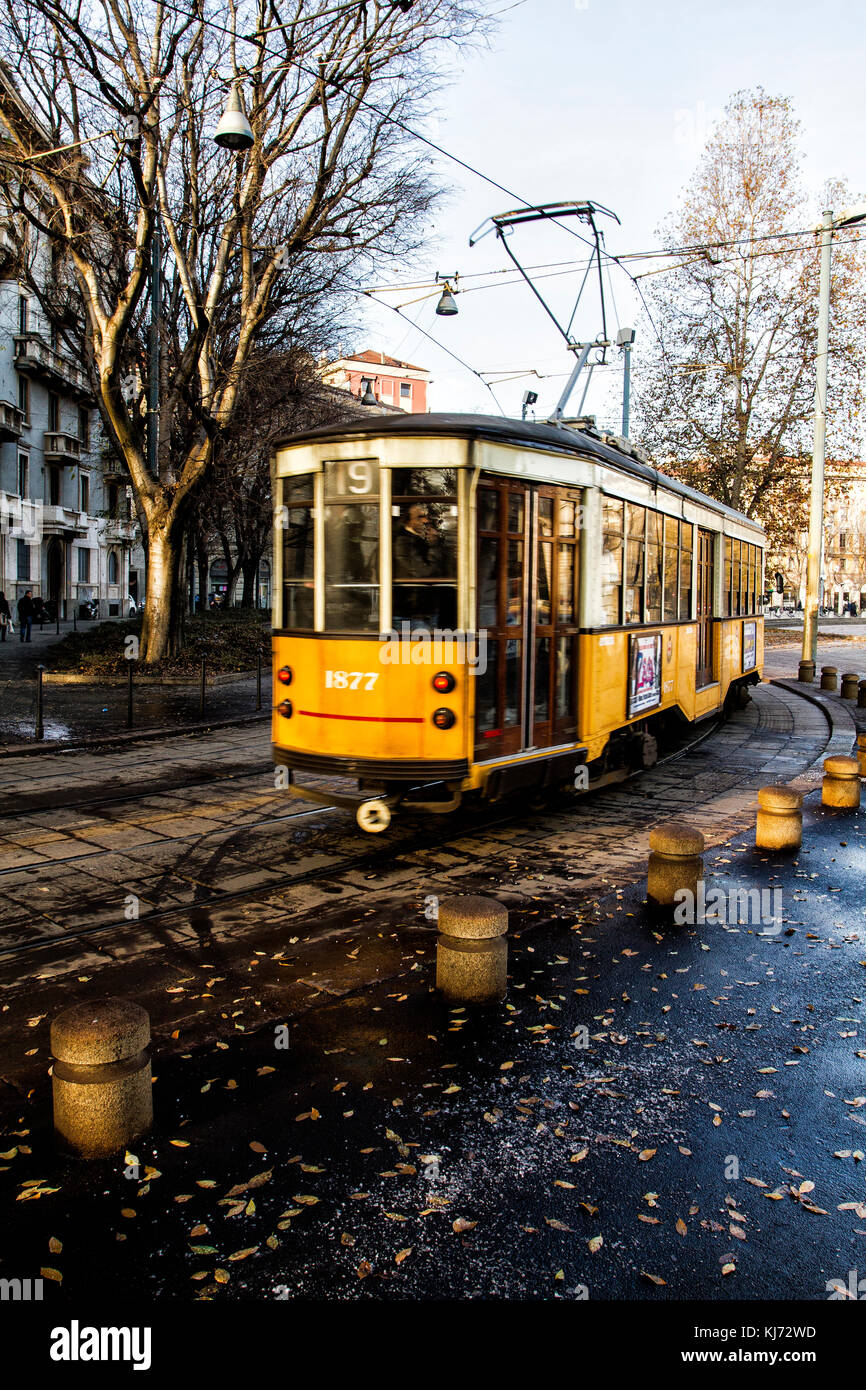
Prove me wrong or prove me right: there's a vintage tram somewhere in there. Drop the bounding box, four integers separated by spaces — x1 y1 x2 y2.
270 413 764 831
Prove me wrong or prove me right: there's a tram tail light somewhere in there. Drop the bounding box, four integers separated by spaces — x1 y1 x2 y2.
432 707 456 730
277 666 293 685
278 699 293 718
432 671 456 693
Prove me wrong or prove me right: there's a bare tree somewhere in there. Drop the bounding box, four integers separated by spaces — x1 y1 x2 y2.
634 89 866 553
0 0 485 659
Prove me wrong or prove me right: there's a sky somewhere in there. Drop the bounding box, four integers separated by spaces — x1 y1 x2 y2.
357 0 866 426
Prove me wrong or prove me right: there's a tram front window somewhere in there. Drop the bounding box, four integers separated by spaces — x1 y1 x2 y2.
323 459 380 632
392 468 457 630
280 475 314 629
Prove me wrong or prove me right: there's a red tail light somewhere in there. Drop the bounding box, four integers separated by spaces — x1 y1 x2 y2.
277 666 293 685
278 699 293 718
432 671 456 693
432 707 456 730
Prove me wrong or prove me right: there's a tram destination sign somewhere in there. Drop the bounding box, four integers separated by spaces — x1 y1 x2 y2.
628 632 663 716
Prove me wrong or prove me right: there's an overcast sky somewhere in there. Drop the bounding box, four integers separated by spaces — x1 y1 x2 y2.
358 0 865 427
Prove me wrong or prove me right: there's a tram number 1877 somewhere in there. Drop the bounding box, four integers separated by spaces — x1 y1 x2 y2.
324 670 380 690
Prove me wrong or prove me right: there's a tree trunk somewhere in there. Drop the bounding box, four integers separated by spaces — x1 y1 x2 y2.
140 519 187 662
240 557 258 608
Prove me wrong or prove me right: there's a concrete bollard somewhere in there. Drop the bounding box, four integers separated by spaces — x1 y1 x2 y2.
857 733 866 779
841 672 860 700
647 822 705 907
436 895 508 1004
756 785 803 851
820 666 838 691
798 659 816 684
858 680 866 709
822 756 861 810
51 999 152 1158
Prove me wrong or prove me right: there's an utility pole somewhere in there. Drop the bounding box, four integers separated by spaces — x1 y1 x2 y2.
801 202 866 677
616 327 636 438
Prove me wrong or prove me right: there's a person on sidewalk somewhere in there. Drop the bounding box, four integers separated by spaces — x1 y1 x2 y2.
0 590 10 642
17 589 34 643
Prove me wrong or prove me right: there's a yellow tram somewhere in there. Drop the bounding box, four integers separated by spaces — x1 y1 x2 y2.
270 413 764 831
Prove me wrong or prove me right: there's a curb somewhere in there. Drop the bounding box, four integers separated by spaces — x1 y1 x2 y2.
769 677 859 764
0 709 271 760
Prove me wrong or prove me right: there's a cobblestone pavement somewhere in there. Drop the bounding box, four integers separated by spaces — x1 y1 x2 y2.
0 679 857 1098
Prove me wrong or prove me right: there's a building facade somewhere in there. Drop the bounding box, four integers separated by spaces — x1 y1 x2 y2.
767 461 866 614
0 280 139 620
319 349 431 413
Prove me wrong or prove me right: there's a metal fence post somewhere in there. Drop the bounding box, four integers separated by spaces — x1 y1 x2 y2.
127 659 134 729
35 664 45 741
256 648 262 710
199 657 206 718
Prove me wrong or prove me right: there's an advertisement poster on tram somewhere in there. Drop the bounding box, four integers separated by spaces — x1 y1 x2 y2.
743 620 757 671
628 632 663 715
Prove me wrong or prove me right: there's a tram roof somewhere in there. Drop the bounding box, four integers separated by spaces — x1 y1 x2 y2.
274 412 764 534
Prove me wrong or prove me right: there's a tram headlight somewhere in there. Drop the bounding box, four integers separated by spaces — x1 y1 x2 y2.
278 699 293 718
432 671 456 693
432 707 456 730
277 666 293 685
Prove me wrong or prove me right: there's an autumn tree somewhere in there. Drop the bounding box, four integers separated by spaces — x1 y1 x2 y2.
634 89 866 553
0 0 486 660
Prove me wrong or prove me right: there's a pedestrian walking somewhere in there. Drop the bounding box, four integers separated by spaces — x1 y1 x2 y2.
0 590 10 642
33 596 46 629
17 588 34 643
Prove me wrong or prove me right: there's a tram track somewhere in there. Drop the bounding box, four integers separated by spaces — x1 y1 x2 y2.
0 710 727 965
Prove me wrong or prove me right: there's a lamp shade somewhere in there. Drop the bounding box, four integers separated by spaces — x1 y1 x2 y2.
435 284 458 316
213 85 254 151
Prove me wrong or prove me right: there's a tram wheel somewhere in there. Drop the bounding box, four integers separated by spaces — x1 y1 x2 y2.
356 799 391 833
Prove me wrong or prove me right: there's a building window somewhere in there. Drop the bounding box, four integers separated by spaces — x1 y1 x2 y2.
48 392 59 432
839 531 848 552
108 550 119 585
16 539 30 581
18 294 28 334
47 467 60 506
17 451 28 498
107 482 118 517
17 375 29 420
77 548 91 582
79 472 89 512
400 382 412 403
78 407 90 448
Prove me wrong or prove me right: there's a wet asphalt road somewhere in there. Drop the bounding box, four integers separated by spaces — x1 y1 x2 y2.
2 789 865 1303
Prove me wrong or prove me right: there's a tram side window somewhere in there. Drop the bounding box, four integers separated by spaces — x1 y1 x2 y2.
646 511 663 624
600 498 624 625
280 475 314 629
679 523 693 619
663 516 679 623
391 467 458 631
624 504 646 624
323 459 380 631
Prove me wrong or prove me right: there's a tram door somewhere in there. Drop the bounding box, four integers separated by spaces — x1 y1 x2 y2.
475 480 580 761
696 527 715 687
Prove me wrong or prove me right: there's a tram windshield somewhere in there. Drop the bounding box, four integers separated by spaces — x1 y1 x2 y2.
391 467 457 631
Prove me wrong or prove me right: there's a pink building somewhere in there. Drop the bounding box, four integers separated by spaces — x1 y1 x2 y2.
320 349 431 413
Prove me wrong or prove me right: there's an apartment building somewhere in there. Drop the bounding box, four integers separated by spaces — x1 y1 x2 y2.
319 349 431 413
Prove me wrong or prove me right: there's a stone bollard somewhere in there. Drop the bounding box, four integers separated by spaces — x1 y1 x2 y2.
51 999 152 1158
822 756 861 810
857 733 866 779
798 659 816 684
647 822 705 908
858 680 866 709
820 666 838 691
841 672 860 700
756 785 803 851
436 895 507 1004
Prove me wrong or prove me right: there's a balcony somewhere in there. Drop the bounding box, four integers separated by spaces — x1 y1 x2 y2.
104 518 138 543
44 431 82 464
41 505 88 537
0 398 24 442
14 332 92 400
